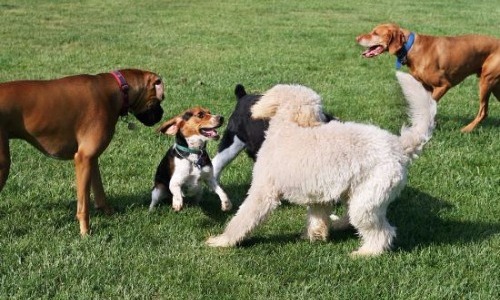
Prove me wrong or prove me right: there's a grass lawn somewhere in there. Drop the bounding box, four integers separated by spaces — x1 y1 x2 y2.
0 0 499 299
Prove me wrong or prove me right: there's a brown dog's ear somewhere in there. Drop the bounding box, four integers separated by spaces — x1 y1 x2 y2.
157 117 182 135
388 29 406 55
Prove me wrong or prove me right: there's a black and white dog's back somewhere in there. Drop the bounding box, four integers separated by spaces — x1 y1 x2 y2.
212 84 337 180
212 85 267 179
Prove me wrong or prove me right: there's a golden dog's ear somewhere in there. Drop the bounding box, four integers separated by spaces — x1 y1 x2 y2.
388 29 405 55
157 117 183 135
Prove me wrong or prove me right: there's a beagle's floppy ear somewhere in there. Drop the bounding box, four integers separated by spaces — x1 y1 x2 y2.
157 117 183 135
388 29 406 55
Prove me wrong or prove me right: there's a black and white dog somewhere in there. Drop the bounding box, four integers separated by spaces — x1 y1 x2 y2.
212 84 338 180
212 85 266 179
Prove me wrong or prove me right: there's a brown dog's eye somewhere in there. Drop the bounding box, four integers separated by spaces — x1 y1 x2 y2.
154 79 162 85
197 112 205 118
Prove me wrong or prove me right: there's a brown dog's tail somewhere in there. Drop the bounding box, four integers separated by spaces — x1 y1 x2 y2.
396 71 437 159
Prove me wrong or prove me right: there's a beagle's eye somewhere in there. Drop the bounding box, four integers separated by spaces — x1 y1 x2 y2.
197 112 205 118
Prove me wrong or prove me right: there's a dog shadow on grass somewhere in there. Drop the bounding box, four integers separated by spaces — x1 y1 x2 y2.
12 184 497 252
389 187 500 252
196 184 500 252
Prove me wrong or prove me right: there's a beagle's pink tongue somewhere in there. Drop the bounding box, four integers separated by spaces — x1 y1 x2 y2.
201 128 219 138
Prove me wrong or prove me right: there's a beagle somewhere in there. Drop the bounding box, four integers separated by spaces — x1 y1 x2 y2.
150 107 232 212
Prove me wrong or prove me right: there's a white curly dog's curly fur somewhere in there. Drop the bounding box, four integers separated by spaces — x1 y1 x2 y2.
206 71 436 256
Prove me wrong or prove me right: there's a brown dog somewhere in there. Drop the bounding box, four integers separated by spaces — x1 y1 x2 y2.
356 23 500 132
0 69 165 235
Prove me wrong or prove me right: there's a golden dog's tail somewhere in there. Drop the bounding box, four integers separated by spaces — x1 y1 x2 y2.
396 71 437 159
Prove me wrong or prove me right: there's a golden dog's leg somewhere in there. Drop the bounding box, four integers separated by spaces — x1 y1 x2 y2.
74 151 93 235
430 85 449 102
90 160 113 215
461 78 493 133
0 130 10 191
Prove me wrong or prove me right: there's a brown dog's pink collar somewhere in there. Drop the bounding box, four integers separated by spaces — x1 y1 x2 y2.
110 70 129 116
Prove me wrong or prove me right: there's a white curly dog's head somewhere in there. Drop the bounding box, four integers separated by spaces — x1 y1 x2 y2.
251 84 326 127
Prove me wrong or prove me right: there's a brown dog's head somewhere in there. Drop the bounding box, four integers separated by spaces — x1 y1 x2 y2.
356 23 408 57
119 69 165 126
157 107 224 142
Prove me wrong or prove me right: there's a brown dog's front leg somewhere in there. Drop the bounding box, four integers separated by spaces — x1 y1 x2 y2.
90 160 113 215
0 130 10 191
74 151 93 235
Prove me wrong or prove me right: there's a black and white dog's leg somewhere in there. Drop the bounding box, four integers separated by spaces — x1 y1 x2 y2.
212 132 246 180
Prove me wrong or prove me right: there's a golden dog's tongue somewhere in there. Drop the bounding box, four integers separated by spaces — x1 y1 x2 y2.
362 45 384 58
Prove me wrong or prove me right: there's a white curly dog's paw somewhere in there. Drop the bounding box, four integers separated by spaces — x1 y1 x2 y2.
205 235 234 247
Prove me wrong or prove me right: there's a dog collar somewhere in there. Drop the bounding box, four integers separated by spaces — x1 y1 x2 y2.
395 32 415 70
174 143 209 169
174 143 202 155
110 70 130 116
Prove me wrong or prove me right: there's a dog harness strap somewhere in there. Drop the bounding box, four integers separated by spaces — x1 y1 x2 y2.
110 70 130 116
395 32 415 70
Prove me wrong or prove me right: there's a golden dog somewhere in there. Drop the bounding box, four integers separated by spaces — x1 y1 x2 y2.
357 23 500 132
0 69 165 235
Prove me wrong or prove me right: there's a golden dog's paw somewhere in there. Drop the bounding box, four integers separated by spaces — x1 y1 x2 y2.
205 235 233 247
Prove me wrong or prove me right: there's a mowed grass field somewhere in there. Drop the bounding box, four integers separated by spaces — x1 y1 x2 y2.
0 0 499 298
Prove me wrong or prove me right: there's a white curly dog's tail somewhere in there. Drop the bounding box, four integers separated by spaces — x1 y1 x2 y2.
396 71 437 159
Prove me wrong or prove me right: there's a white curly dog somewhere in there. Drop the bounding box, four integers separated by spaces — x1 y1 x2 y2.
206 71 436 256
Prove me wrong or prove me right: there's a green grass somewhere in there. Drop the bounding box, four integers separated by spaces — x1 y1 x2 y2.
0 0 499 298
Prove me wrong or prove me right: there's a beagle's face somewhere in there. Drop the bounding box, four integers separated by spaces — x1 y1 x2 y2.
157 107 224 141
356 23 404 57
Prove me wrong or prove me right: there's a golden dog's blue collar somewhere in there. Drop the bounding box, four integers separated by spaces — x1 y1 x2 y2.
396 32 415 70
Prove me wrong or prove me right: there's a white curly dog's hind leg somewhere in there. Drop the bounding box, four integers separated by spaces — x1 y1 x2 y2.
305 203 332 241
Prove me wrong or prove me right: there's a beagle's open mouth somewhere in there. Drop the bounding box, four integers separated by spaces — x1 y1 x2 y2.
362 45 385 58
200 124 221 139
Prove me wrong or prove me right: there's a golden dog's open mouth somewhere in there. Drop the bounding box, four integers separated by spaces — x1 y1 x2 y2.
362 45 385 58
